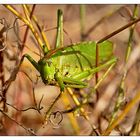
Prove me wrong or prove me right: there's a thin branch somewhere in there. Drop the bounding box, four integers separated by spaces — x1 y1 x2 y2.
0 109 36 135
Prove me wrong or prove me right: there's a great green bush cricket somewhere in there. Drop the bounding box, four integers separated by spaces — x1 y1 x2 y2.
18 9 116 92
3 5 140 135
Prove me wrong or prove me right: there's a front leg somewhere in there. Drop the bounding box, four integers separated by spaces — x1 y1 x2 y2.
55 71 65 91
20 54 40 72
62 77 87 87
55 71 88 91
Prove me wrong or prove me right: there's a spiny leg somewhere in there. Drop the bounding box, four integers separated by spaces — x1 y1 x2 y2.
62 76 87 89
44 72 65 120
55 9 63 49
71 57 117 80
44 9 65 123
19 54 40 72
44 73 65 125
55 71 65 92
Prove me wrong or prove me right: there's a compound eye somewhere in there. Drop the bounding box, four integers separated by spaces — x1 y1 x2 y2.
47 60 52 66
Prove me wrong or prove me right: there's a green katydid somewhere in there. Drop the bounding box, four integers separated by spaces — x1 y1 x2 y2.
20 9 116 92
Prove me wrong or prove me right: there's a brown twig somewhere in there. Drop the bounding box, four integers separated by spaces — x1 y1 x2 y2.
0 109 36 135
21 5 36 52
0 23 9 111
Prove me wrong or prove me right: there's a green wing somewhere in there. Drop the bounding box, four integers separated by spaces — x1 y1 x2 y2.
51 40 114 77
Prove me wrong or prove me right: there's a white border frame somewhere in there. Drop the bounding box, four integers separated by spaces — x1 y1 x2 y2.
0 0 140 4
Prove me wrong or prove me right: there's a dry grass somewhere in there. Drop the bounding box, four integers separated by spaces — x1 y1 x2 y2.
0 4 140 136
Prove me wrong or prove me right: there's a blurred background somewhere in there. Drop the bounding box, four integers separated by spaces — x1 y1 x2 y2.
0 5 140 136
